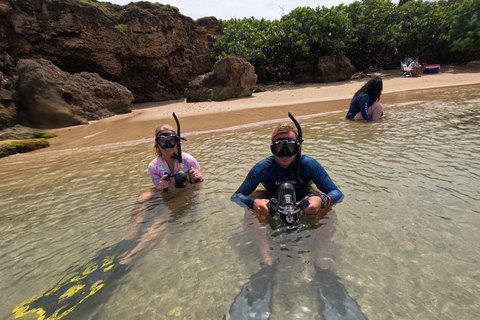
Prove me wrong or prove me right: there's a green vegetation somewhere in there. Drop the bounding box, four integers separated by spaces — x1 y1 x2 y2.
212 0 480 82
75 0 179 21
115 24 129 34
0 131 56 158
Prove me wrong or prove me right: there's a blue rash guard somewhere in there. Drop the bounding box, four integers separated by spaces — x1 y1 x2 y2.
231 155 344 209
346 93 370 120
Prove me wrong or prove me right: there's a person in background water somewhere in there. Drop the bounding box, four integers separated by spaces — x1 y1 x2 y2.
148 124 203 191
346 76 384 121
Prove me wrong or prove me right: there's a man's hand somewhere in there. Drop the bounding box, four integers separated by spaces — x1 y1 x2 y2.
302 195 322 215
253 198 271 216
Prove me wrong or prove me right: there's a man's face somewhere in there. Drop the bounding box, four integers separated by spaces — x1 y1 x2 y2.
272 131 297 168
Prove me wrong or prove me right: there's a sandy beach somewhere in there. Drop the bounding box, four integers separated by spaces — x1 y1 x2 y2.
43 63 480 152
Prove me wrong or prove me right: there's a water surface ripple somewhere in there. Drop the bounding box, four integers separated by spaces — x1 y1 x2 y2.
0 85 479 319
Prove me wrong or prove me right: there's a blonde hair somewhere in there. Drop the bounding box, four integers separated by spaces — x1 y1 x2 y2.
271 122 297 141
153 124 176 157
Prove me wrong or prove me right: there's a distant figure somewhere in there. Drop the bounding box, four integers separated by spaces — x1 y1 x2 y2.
346 76 384 121
407 57 422 77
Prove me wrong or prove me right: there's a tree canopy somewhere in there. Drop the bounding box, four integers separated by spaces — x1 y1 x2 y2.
211 0 480 82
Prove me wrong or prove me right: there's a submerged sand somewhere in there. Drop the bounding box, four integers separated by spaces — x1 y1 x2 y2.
38 63 480 152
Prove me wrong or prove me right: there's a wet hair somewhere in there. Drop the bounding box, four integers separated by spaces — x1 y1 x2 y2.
271 122 298 141
153 124 176 157
354 76 383 106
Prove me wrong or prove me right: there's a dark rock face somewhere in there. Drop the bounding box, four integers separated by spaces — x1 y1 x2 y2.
294 55 356 84
0 0 222 130
0 0 221 102
15 58 134 129
185 57 257 102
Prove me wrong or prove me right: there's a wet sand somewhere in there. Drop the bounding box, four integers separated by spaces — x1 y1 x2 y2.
41 63 480 152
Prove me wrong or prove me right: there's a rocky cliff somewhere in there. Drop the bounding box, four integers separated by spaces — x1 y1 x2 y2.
0 0 222 130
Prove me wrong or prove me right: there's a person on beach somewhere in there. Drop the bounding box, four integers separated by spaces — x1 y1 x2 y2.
148 124 203 191
407 57 422 77
346 76 384 121
227 115 367 320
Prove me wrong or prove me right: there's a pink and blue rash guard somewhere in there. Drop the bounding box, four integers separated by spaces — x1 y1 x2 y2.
231 155 344 209
346 93 370 120
148 152 200 187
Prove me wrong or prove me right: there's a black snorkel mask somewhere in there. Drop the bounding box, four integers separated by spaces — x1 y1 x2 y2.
156 133 178 149
271 138 299 157
270 112 304 184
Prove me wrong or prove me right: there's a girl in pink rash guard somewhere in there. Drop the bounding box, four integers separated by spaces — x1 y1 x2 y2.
148 124 203 191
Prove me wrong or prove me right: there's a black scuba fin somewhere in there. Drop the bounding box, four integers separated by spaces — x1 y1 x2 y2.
313 263 368 320
224 263 277 320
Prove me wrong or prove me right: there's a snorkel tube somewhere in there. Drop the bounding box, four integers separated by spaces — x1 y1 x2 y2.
162 113 188 191
172 112 186 163
288 112 304 184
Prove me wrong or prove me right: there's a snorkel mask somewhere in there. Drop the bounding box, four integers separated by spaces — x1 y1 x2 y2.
270 138 300 157
156 132 178 149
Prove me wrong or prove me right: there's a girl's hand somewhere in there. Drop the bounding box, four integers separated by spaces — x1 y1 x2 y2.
158 174 171 190
188 168 204 183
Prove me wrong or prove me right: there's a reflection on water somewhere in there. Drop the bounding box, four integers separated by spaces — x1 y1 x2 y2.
1 85 479 319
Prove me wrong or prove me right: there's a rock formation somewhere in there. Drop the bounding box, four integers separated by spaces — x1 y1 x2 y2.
294 55 356 84
185 57 257 102
0 0 222 130
15 59 134 128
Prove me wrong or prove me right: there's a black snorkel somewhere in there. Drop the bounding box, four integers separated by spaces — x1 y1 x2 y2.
161 113 188 191
172 112 186 163
288 112 304 184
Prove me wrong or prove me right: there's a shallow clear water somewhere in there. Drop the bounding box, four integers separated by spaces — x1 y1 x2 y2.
1 85 479 320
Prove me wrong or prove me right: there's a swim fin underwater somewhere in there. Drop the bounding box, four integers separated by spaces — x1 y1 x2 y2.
313 263 368 320
224 262 367 320
224 262 277 320
12 237 140 320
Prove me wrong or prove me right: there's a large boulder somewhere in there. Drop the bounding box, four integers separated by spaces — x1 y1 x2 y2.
0 0 222 103
15 58 134 129
294 54 356 84
316 55 356 82
185 57 257 102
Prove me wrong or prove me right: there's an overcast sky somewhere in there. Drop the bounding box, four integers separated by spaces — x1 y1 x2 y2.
103 0 361 21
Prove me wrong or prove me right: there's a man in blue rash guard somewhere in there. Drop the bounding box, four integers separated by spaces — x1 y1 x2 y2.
231 121 344 270
227 122 368 320
232 122 343 217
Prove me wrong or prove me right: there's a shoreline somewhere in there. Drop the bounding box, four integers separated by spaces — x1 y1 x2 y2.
6 63 480 155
